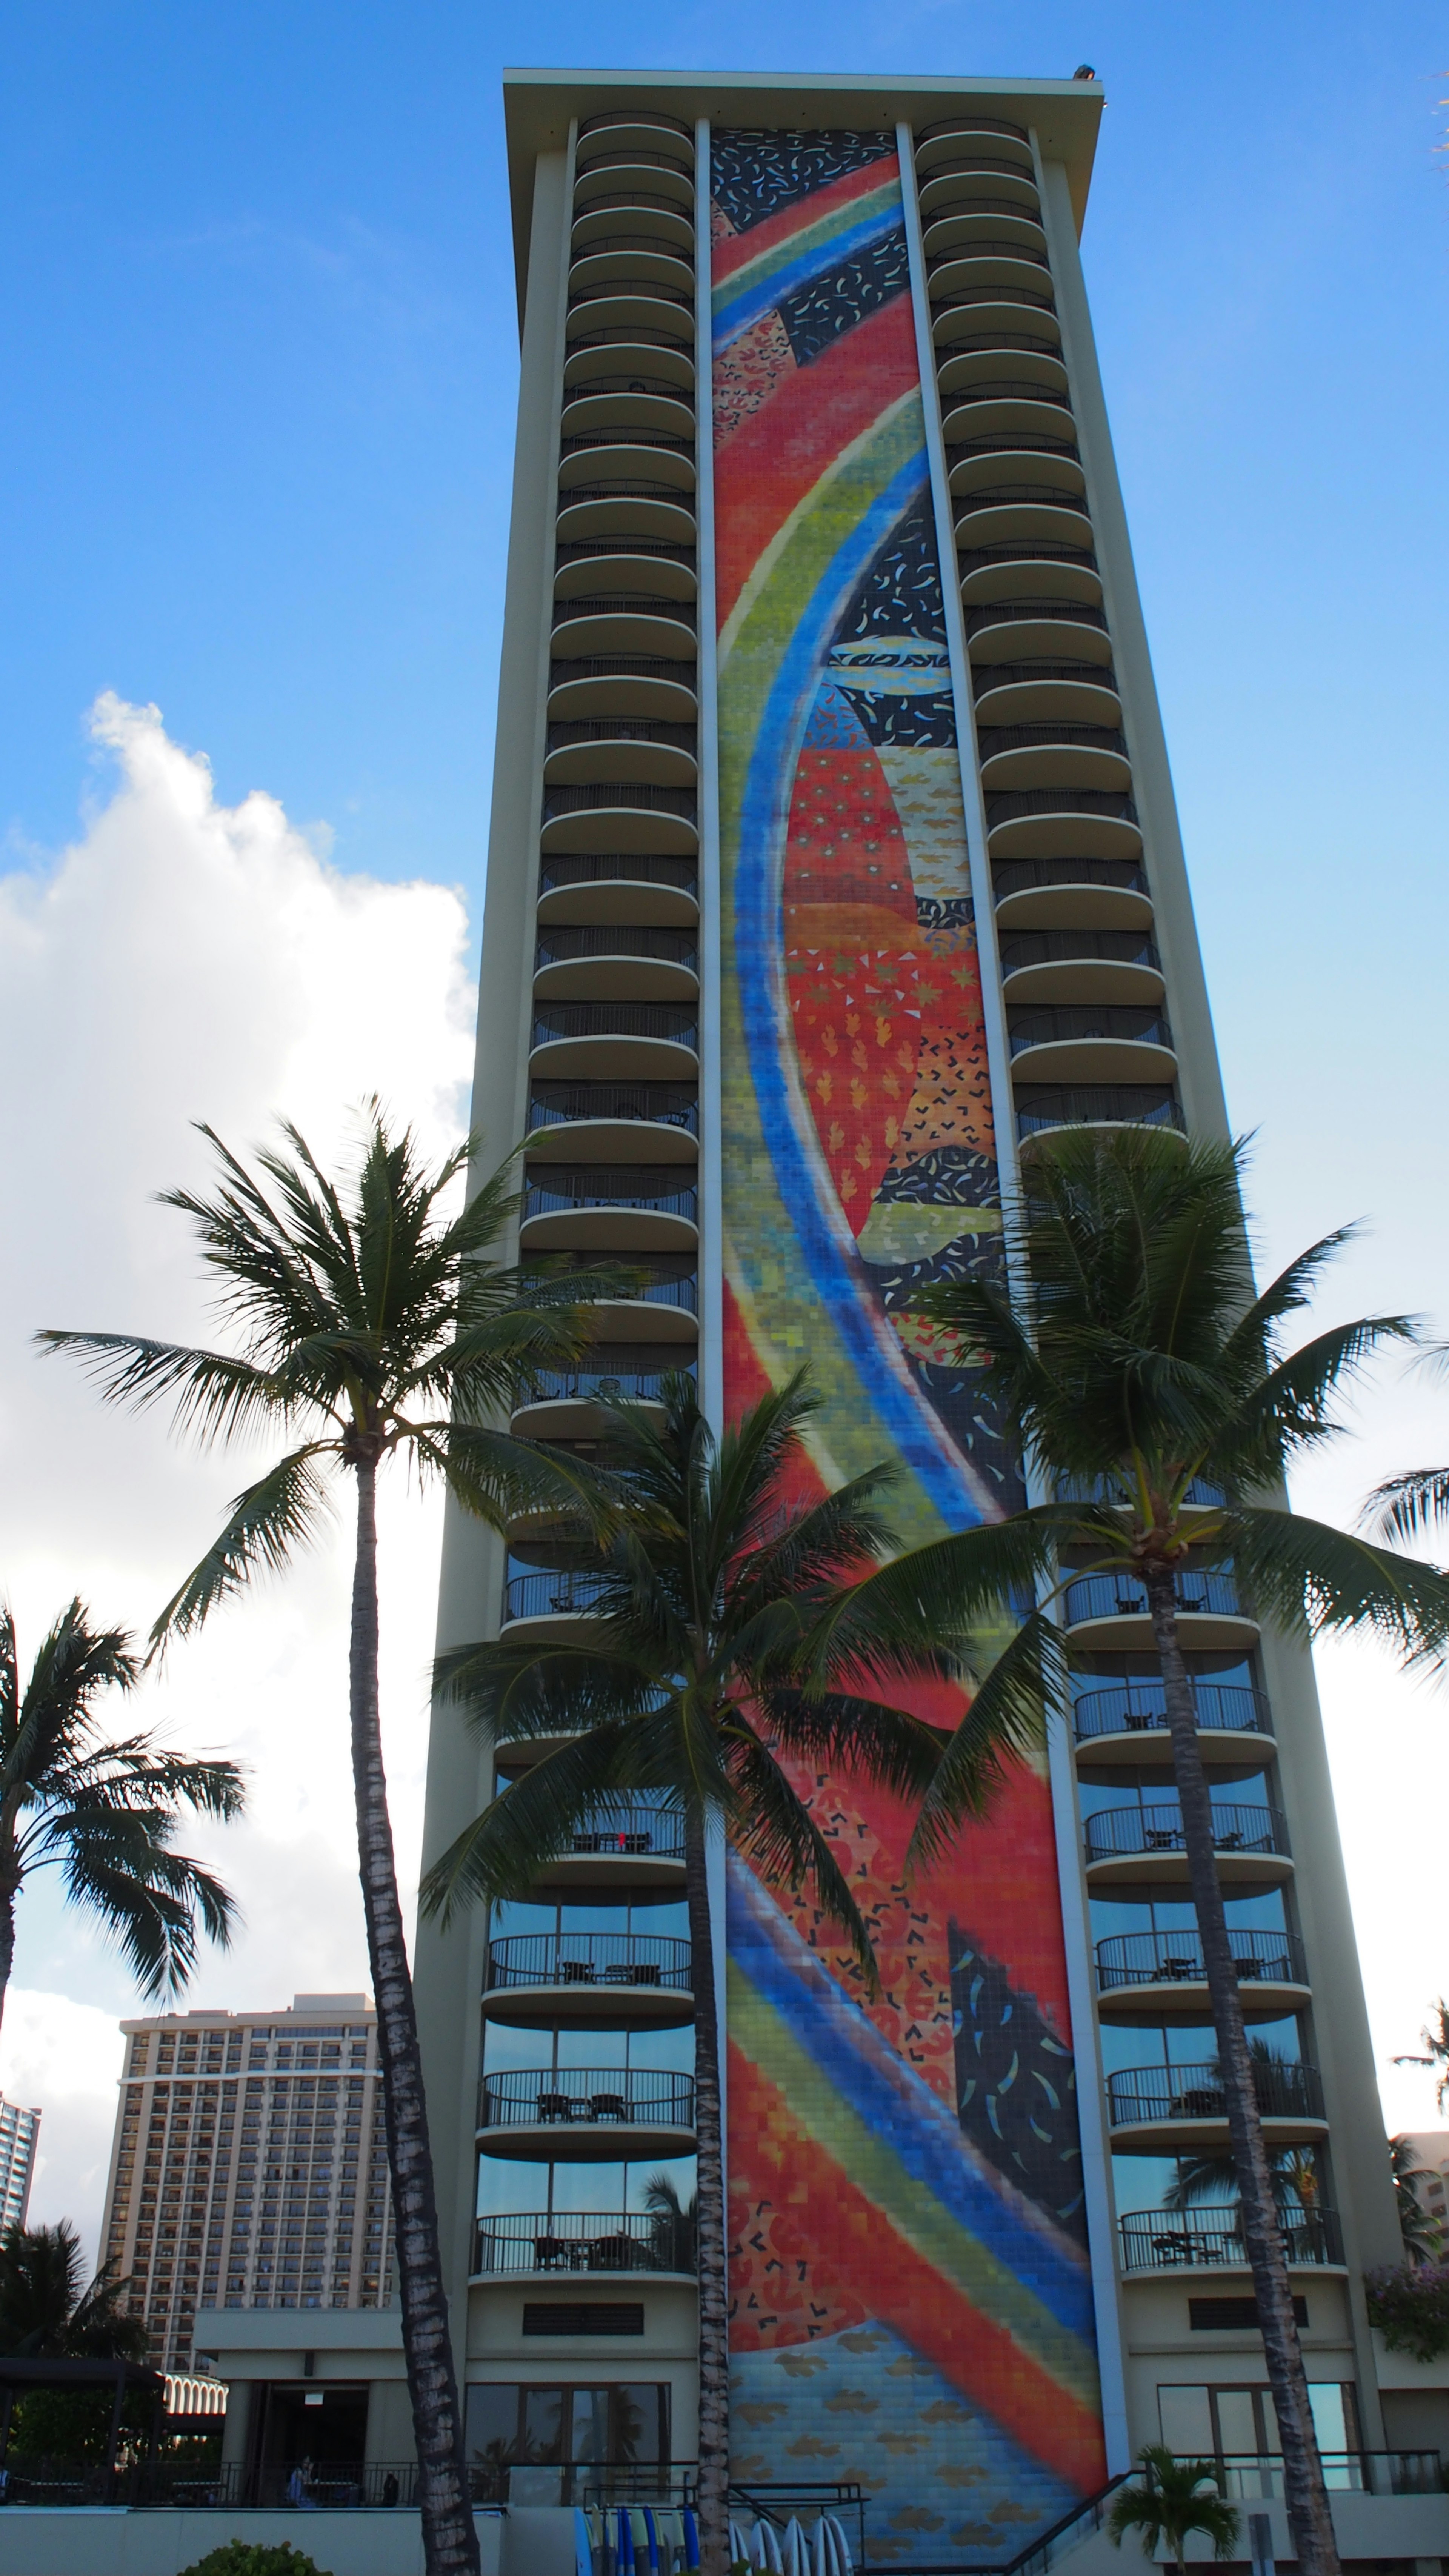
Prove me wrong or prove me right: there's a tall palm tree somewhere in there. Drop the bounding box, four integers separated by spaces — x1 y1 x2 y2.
1108 2445 1239 2576
0 1603 242 2031
419 1372 988 2576
1388 2136 1442 2265
890 1126 1449 2576
38 1111 626 2576
1392 1998 1449 2110
0 2220 149 2361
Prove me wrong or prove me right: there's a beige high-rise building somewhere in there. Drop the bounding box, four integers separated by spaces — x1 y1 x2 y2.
0 2092 40 2233
100 1995 395 2372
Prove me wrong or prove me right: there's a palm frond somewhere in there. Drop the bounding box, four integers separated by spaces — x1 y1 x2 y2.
1228 1506 1449 1664
1362 1469 1449 1549
33 1332 300 1446
148 1446 334 1653
726 1732 882 1990
906 1608 1062 1873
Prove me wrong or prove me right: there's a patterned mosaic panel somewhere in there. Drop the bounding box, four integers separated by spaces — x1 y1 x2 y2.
711 128 1106 2561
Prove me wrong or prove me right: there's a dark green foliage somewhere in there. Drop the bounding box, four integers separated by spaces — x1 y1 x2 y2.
177 2547 334 2576
1364 2263 1449 2361
1109 2446 1239 2570
0 2219 148 2361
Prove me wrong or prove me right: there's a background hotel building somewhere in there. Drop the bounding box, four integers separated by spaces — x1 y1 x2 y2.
0 2092 40 2234
198 68 1442 2564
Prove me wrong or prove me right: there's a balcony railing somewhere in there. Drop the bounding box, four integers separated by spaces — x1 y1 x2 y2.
553 595 697 626
505 1570 610 1622
522 1170 698 1222
473 2210 695 2276
479 2068 697 2132
1211 2453 1444 2500
981 724 1126 760
965 597 1109 636
960 541 1098 574
556 537 695 564
929 241 1050 270
575 146 696 178
958 487 1090 519
520 1357 696 1404
546 719 697 750
937 330 1060 360
993 854 1142 895
535 925 698 968
1084 1803 1288 1864
538 850 697 893
1095 1929 1308 1994
1072 1680 1272 1744
1001 929 1160 973
946 376 1071 407
571 191 698 223
1009 1008 1172 1056
1017 1087 1183 1139
487 1932 691 1994
563 1801 685 1859
531 1002 699 1049
933 287 1056 317
0 2458 422 2510
1119 2208 1342 2273
1107 2060 1325 2129
569 233 696 266
543 786 698 823
988 788 1139 827
918 113 1031 141
560 430 696 457
1063 1568 1246 1625
580 108 695 141
551 1252 698 1313
529 1083 698 1135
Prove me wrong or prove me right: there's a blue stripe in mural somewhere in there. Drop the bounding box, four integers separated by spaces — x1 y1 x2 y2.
732 443 992 1533
712 201 904 349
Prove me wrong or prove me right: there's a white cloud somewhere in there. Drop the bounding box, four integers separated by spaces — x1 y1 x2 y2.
0 1992 125 2256
0 695 477 2258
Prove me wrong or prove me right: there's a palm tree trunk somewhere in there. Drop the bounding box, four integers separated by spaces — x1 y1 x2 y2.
1144 1565 1339 2576
685 1805 730 2576
350 1455 479 2576
0 1871 15 2039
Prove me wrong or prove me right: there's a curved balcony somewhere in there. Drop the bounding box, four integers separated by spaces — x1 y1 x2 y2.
1095 1929 1310 2023
477 2068 697 2160
1119 2208 1342 2276
519 1166 698 1254
544 720 697 790
1084 1801 1291 1891
540 787 698 863
915 117 1031 168
574 156 695 215
1073 1679 1275 1772
554 545 696 607
1107 2060 1326 2148
533 925 698 1001
559 391 696 449
548 654 697 721
992 855 1149 930
928 252 1052 301
1007 1006 1174 1086
932 296 1060 351
978 724 1130 797
557 491 697 545
1000 926 1161 1005
577 108 694 158
966 597 1111 660
537 848 698 929
956 503 1092 560
562 342 695 402
511 1351 696 1441
483 1932 693 2028
1017 1086 1184 1146
530 1001 698 1081
527 1083 698 1165
570 240 695 295
566 291 694 343
551 593 696 660
494 1799 686 1895
546 1256 698 1346
935 343 1068 398
917 162 1041 221
975 666 1121 730
571 200 695 257
502 1567 610 1639
472 2209 695 2279
987 786 1141 862
1062 1567 1255 1650
923 206 1048 256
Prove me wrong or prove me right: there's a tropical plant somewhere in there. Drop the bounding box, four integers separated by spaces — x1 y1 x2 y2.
1108 2445 1239 2575
0 1603 242 2031
1162 2144 1322 2221
38 1110 625 2576
420 1370 991 2576
644 2170 698 2276
0 2219 148 2360
1388 2136 1442 2264
1392 1998 1449 2112
900 1125 1449 2576
1364 2260 1449 2362
177 2547 332 2576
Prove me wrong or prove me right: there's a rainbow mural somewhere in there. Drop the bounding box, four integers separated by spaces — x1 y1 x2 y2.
711 129 1106 2560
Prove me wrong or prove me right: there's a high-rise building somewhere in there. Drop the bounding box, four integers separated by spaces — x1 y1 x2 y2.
402 68 1441 2558
100 1996 395 2371
0 2092 40 2233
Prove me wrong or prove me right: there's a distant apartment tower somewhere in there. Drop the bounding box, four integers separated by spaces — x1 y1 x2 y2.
100 1996 395 2371
0 2094 40 2232
405 71 1427 2559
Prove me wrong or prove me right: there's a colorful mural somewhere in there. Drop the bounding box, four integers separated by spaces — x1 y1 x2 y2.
711 128 1106 2559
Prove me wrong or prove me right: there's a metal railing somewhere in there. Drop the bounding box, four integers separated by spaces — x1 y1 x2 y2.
542 786 698 824
966 597 1108 635
1064 1567 1246 1624
981 724 1125 760
505 1570 610 1622
570 276 695 307
562 377 697 407
1107 2060 1325 2129
479 2068 695 2132
535 924 698 967
960 541 1098 573
934 287 1056 316
1002 928 1160 972
949 434 1081 460
0 2457 420 2509
529 1083 698 1134
1095 1929 1308 1994
575 148 696 180
989 787 1139 827
557 538 695 565
531 1002 699 1049
1009 1008 1172 1056
565 330 694 360
580 108 694 141
1072 1679 1272 1743
1017 1087 1183 1138
919 112 1031 140
538 851 697 892
551 1252 698 1312
546 718 697 749
522 1170 698 1221
1120 2208 1343 2272
993 854 1141 895
1085 1802 1288 1864
570 234 695 266
473 2210 695 2276
944 377 1070 407
560 429 696 457
553 593 696 626
978 663 1118 697
1212 2451 1443 2499
560 481 697 508
958 487 1089 518
570 190 697 221
518 1358 695 1404
928 240 1050 269
921 160 1042 193
486 1932 691 1993
937 330 1060 359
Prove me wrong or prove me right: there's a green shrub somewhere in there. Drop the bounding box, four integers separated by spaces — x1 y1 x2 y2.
177 2545 333 2576
1364 2262 1449 2362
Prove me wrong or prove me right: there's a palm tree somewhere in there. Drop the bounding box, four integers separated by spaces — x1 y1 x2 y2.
38 1110 626 2576
1108 2445 1240 2576
894 1125 1449 2576
1392 1998 1449 2110
0 1603 242 2031
0 2220 149 2361
643 2172 698 2277
419 1371 986 2576
1388 2137 1442 2265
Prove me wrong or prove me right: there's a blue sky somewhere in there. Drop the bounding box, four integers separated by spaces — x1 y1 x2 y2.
3 0 1449 2234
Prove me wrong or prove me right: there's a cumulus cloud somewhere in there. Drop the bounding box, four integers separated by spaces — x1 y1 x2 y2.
0 695 478 2255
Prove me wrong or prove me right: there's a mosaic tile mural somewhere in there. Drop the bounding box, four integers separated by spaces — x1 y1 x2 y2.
711 128 1106 2560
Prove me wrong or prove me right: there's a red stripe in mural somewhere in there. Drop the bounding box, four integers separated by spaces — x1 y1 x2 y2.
711 154 902 287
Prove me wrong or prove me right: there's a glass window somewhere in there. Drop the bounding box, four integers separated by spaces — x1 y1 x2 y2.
1158 2386 1213 2454
521 2387 566 2466
1215 2390 1260 2455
